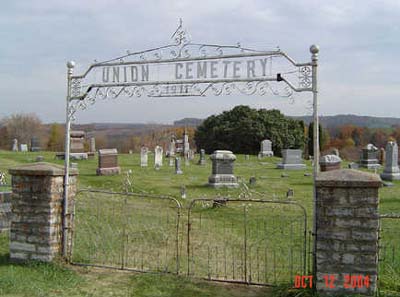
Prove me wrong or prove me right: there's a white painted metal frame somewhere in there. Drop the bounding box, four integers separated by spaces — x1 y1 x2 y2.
63 23 319 266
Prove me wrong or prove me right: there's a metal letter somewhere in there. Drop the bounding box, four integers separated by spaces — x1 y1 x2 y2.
259 58 268 76
175 63 183 79
130 66 138 82
141 65 149 81
210 61 218 79
112 66 120 83
247 60 256 78
102 67 109 83
223 61 231 78
197 62 207 78
123 66 128 82
233 61 241 78
185 62 193 79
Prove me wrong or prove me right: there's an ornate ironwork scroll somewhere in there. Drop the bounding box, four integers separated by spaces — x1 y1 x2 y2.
66 20 313 119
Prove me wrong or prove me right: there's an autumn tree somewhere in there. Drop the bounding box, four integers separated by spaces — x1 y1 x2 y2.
47 123 65 151
1 113 43 145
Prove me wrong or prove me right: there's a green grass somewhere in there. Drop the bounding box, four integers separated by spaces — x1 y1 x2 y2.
0 150 399 296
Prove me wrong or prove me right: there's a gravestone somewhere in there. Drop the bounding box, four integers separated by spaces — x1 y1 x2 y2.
169 137 176 156
331 148 340 157
175 157 183 174
169 137 176 166
348 162 359 169
198 149 206 165
89 137 96 152
19 144 28 152
183 130 190 154
276 149 306 170
30 137 41 152
36 156 44 162
245 154 250 160
70 131 85 153
154 146 163 168
249 176 256 186
12 139 18 152
96 149 121 175
70 130 88 160
180 185 186 199
379 147 385 165
140 147 148 167
259 139 274 157
208 150 238 188
319 154 342 172
360 143 380 169
380 141 400 181
286 188 294 198
184 151 190 166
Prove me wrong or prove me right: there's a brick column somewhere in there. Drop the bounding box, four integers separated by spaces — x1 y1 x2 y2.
8 162 78 262
315 169 381 296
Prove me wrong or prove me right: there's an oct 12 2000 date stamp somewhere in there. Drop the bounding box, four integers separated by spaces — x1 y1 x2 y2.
294 275 370 289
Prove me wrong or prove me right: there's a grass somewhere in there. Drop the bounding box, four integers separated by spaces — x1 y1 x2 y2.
0 150 399 296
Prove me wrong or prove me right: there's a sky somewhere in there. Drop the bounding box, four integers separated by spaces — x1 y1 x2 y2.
0 0 399 124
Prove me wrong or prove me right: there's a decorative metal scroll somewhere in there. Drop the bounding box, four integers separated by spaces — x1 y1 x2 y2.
67 21 312 119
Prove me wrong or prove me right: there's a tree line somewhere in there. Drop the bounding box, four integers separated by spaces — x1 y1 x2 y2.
1 110 398 161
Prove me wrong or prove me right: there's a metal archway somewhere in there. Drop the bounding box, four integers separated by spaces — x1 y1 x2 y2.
62 21 319 274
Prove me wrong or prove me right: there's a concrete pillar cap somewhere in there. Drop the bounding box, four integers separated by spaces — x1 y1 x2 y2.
316 169 381 188
8 162 78 176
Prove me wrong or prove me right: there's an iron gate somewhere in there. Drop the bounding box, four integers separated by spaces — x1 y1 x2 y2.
186 198 309 285
70 189 182 273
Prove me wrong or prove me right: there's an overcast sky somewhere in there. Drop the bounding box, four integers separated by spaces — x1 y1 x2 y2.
1 0 399 124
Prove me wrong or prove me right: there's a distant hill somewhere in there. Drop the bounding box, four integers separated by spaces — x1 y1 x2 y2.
291 114 400 129
173 118 203 127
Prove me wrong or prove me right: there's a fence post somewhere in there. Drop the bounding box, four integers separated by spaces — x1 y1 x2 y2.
315 169 381 296
8 162 78 262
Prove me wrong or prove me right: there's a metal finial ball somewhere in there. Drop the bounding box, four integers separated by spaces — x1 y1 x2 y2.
310 44 319 54
67 61 76 68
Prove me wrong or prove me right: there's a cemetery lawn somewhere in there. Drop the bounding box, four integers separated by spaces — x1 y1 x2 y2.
0 150 399 296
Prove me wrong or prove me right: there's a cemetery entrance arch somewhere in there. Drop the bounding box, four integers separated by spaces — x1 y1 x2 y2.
63 21 320 277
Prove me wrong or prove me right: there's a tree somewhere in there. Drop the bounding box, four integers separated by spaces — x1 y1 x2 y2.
351 127 363 146
194 105 305 155
47 123 64 151
1 113 43 145
307 122 327 157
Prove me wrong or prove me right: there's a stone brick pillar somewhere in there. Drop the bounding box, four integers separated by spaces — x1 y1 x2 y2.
315 169 381 296
8 162 78 262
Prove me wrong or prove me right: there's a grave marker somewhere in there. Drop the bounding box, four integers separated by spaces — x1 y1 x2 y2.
259 139 274 157
380 141 400 181
208 150 238 188
277 149 306 170
96 149 121 175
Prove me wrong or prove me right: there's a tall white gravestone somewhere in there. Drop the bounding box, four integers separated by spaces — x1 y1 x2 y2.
154 146 163 168
381 141 400 181
169 138 176 166
259 139 274 157
140 147 148 167
12 139 18 152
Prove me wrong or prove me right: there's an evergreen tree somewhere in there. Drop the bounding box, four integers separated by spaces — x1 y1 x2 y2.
194 105 305 155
